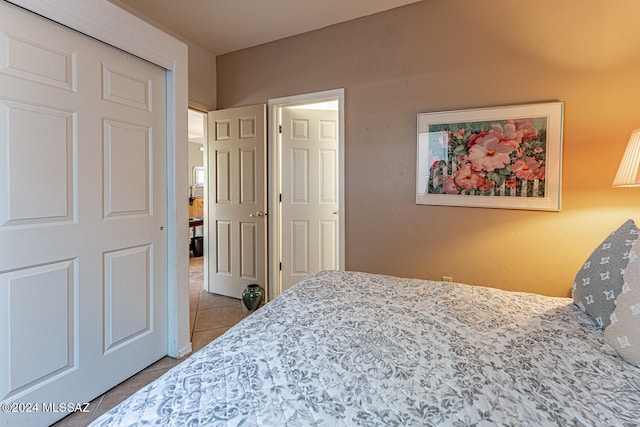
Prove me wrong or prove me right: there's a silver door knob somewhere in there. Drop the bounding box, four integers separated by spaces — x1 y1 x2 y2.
333 210 340 215
250 211 265 218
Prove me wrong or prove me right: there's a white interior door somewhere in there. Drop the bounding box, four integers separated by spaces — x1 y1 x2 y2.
0 3 167 425
207 105 266 298
280 107 340 292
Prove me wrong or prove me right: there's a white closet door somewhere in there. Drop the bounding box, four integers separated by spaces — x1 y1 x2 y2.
0 3 167 425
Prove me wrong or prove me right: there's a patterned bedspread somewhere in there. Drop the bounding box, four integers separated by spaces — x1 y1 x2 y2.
90 270 640 426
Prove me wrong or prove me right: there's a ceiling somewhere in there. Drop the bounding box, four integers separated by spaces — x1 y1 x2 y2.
112 0 421 56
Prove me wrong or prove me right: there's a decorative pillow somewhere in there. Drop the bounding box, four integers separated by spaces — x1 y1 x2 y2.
572 219 639 329
604 238 640 367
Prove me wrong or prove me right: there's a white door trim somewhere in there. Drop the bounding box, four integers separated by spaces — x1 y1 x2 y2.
268 88 345 298
7 0 191 358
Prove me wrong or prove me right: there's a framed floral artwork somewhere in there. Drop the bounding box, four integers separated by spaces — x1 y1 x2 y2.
416 102 564 211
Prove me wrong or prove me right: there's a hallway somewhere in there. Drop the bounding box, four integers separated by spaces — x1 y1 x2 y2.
188 256 251 349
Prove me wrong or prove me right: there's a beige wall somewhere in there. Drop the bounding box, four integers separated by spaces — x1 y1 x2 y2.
187 41 216 110
217 0 640 297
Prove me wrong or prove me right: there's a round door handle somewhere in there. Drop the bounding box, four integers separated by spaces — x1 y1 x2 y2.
160 226 165 230
333 210 340 215
250 211 266 218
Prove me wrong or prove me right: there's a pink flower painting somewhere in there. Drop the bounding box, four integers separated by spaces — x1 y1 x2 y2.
468 134 513 172
427 116 548 198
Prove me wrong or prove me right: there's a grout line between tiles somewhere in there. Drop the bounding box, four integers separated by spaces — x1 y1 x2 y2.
87 394 105 424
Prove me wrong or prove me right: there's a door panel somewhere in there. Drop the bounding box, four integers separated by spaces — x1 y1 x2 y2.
240 148 257 203
103 245 152 353
1 260 75 393
240 222 258 279
0 100 74 226
281 108 339 292
103 120 151 216
320 220 338 270
207 105 266 298
0 3 167 425
216 149 231 203
291 220 310 275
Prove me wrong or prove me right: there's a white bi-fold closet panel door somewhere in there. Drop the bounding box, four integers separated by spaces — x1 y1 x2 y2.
0 2 168 425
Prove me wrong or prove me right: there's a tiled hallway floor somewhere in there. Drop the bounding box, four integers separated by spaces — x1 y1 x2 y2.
53 256 249 426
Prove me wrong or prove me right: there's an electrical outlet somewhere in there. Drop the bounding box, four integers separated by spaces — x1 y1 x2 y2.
442 275 453 282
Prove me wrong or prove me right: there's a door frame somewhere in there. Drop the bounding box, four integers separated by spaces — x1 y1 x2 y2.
8 0 191 358
268 89 345 298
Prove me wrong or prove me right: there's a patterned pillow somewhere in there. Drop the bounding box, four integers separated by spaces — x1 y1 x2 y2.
604 238 640 367
572 219 639 329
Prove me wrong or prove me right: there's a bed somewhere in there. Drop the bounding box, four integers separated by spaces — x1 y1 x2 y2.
90 263 640 426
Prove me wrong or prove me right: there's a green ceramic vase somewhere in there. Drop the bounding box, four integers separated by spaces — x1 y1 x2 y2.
242 284 264 311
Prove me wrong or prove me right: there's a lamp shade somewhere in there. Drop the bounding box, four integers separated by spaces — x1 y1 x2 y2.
613 128 640 187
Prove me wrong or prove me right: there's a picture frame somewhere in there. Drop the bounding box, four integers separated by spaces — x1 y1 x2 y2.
192 165 205 187
416 102 563 211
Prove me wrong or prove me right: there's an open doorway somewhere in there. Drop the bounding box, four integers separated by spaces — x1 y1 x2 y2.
268 89 345 298
189 108 255 348
203 90 344 302
188 108 206 258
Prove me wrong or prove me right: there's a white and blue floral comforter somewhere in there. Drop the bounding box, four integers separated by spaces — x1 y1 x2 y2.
90 270 640 426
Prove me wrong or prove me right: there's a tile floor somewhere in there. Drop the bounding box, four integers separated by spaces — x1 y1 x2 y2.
53 256 249 426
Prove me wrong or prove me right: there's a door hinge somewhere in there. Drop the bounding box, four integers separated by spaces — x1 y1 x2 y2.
278 125 282 133
279 193 282 202
279 262 282 271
